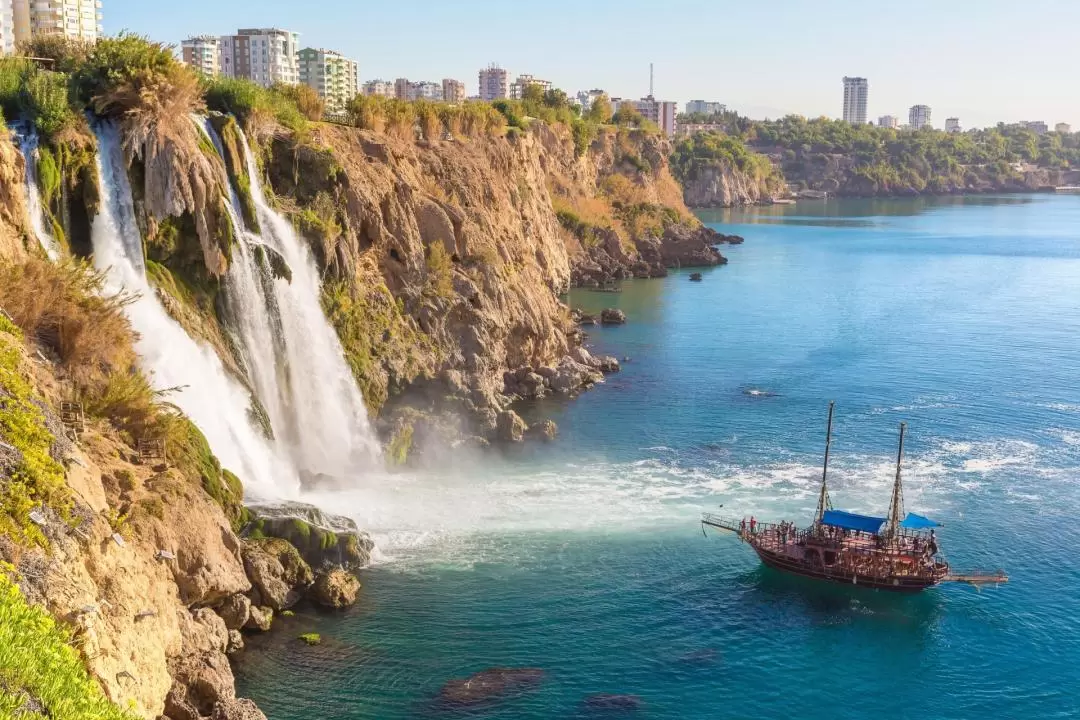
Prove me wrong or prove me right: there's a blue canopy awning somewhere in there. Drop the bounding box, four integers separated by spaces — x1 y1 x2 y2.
821 510 886 534
900 512 942 530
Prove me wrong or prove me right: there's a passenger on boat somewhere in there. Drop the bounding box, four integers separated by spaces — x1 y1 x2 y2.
750 516 757 534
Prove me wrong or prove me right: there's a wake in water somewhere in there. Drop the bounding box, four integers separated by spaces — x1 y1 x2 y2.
90 121 298 500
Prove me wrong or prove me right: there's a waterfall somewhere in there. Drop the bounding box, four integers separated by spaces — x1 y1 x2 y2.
13 126 61 260
90 121 299 500
217 122 381 481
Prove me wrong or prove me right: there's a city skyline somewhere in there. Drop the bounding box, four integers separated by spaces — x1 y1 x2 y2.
98 0 1080 129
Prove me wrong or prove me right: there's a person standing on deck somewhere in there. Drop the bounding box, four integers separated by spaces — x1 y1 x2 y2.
750 516 757 534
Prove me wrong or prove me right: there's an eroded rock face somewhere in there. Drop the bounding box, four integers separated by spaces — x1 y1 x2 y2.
311 568 361 609
242 545 301 612
210 699 269 720
245 605 273 633
216 594 251 631
244 503 375 571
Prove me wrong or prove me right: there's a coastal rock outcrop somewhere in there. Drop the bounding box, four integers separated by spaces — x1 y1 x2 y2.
311 568 362 609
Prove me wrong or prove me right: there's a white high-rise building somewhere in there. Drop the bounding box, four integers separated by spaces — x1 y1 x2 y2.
842 76 868 125
220 28 299 88
508 74 552 100
181 36 221 77
909 104 932 130
0 0 14 55
298 48 358 112
945 117 961 133
685 100 726 116
877 115 899 129
12 0 102 45
478 64 508 101
442 78 466 103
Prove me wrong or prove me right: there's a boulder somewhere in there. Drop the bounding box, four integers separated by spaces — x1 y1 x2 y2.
311 568 361 609
226 630 244 656
216 593 251 631
569 346 595 367
526 420 558 442
438 668 545 706
596 356 621 373
241 546 297 611
210 699 268 720
244 605 273 632
600 308 627 325
496 410 527 443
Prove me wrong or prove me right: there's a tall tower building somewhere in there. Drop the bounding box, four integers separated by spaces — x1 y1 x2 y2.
478 64 508 101
909 104 932 130
0 0 15 55
842 76 868 125
182 36 221 77
220 28 299 88
12 0 102 45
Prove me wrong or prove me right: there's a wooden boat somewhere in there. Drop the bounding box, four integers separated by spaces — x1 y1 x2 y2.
702 403 1007 592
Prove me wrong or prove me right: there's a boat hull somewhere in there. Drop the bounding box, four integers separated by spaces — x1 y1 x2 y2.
753 546 939 592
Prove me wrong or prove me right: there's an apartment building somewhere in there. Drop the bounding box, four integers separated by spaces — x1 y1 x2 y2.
12 0 102 45
181 36 221 77
575 89 607 111
0 0 13 55
842 76 868 125
908 104 932 130
362 79 395 97
442 78 466 103
508 73 552 100
298 48 358 112
478 64 508 101
877 115 899 129
1056 123 1072 134
220 28 299 88
685 100 725 116
1020 120 1048 134
613 96 678 136
945 117 961 133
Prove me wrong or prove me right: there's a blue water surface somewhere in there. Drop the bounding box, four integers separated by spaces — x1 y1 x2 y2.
236 195 1080 720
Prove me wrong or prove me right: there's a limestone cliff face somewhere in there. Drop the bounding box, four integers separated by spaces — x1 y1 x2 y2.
0 128 29 261
680 162 777 207
768 149 1080 197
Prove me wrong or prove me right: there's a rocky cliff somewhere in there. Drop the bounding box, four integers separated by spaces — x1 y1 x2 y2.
763 147 1080 197
0 88 727 719
679 162 780 207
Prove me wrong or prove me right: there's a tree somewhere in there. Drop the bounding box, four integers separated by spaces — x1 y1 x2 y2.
521 83 546 106
588 94 612 124
543 88 569 110
612 103 643 128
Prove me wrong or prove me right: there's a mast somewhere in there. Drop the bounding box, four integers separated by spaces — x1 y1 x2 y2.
886 422 907 538
815 401 835 524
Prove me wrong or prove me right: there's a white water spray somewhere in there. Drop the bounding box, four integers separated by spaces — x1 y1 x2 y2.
14 127 61 260
201 119 380 481
90 121 299 500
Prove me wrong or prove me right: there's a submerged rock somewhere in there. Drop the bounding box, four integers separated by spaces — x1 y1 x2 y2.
600 308 627 325
438 667 545 706
311 568 361 609
582 693 643 711
689 272 703 282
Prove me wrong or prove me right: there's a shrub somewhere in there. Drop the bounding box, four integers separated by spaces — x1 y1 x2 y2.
204 77 307 132
272 83 323 122
0 569 136 719
425 242 454 299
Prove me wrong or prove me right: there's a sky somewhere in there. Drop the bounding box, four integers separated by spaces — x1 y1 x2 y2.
105 0 1080 130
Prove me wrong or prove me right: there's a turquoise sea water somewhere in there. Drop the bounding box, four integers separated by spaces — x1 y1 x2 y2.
236 195 1080 719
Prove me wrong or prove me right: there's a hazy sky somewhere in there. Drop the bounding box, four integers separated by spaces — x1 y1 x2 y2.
106 0 1079 129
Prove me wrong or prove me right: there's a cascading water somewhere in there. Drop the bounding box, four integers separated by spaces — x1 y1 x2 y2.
200 119 381 482
90 120 299 500
13 126 61 260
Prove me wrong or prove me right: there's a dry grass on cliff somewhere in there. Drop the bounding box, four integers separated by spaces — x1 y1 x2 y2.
0 257 158 435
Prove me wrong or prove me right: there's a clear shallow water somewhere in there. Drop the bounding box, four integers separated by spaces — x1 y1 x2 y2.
236 195 1080 719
